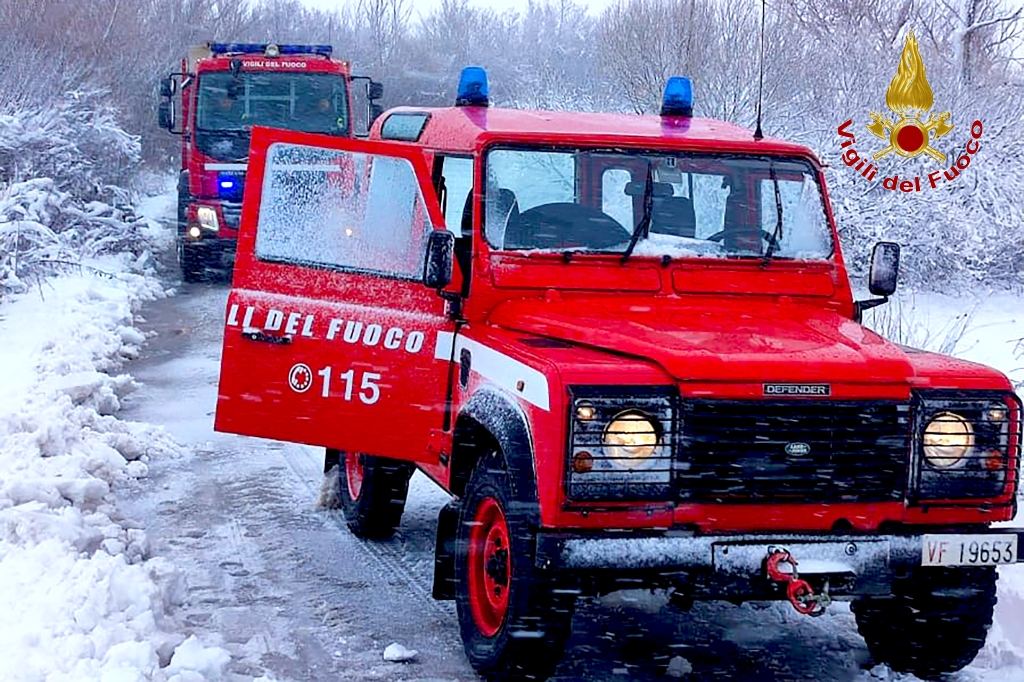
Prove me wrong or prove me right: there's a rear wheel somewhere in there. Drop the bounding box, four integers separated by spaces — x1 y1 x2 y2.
332 449 413 540
852 567 997 678
455 449 575 681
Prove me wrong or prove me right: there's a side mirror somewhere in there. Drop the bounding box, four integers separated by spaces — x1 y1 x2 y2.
159 77 176 98
869 241 900 296
368 102 385 125
423 230 454 289
367 80 384 101
158 100 175 131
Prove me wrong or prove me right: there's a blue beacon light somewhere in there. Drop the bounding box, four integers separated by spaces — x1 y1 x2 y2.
661 77 693 117
455 66 489 107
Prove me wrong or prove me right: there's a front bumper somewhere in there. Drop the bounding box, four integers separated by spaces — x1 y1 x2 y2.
536 529 1024 598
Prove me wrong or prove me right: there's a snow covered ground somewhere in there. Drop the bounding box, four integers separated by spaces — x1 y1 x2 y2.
0 193 239 681
2 186 1023 681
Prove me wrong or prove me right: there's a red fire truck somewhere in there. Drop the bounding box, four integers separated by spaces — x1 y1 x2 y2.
158 42 382 281
213 68 1023 680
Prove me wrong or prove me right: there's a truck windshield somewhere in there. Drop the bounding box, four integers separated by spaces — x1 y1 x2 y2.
483 148 833 261
196 72 348 135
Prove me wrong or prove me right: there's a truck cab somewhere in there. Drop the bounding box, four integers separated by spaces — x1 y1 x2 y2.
214 68 1022 681
158 42 382 281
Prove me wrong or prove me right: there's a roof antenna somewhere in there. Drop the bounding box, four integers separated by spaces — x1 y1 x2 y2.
753 0 767 141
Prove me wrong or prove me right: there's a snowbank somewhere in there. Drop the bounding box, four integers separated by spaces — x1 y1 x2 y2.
0 254 230 679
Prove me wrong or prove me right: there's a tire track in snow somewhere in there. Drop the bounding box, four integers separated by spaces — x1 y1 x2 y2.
279 445 455 622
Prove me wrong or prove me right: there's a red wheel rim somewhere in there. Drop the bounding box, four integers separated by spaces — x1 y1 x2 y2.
468 497 511 637
346 453 364 501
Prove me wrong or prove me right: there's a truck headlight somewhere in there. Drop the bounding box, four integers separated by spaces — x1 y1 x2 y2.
914 392 1020 502
197 206 219 232
923 411 974 469
566 387 675 501
603 410 660 469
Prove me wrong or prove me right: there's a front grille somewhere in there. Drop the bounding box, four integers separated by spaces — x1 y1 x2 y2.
677 401 911 503
221 201 243 229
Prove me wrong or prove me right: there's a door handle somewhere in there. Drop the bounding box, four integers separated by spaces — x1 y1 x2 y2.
241 329 292 345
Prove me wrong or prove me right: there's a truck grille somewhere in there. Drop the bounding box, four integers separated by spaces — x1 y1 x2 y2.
676 401 911 503
221 202 243 229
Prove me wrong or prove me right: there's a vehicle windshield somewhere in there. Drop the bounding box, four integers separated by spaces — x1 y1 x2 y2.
196 72 348 135
483 148 833 261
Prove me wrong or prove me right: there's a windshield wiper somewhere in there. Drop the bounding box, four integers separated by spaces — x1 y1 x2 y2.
621 161 655 264
762 160 784 267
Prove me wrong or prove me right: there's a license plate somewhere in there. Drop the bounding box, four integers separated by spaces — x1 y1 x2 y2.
921 534 1017 567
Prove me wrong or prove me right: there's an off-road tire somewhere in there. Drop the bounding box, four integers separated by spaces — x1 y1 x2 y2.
852 567 997 679
455 448 575 681
332 449 413 540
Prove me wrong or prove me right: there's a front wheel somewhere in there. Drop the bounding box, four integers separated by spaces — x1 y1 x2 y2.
455 449 575 681
331 450 413 540
852 567 997 678
178 240 204 282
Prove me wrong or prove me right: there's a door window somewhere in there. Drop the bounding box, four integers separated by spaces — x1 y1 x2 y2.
438 156 474 236
255 142 430 279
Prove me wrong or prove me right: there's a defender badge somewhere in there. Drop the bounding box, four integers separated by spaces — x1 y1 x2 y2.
763 384 831 396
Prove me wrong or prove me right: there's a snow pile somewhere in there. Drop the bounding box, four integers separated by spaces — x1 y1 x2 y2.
382 642 418 663
0 270 230 680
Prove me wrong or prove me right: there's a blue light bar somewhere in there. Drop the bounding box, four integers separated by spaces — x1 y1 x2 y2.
661 76 693 117
209 43 333 58
456 66 489 107
280 44 333 57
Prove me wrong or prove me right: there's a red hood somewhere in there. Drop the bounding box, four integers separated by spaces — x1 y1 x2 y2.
490 299 920 386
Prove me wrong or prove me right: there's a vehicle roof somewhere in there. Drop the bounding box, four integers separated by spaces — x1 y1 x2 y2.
382 106 817 160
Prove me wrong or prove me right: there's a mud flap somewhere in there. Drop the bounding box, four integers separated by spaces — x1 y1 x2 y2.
433 500 460 600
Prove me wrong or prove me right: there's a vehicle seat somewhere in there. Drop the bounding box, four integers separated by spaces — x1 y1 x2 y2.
485 188 520 249
651 195 696 238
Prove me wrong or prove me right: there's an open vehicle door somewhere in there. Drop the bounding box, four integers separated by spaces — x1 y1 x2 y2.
215 126 456 465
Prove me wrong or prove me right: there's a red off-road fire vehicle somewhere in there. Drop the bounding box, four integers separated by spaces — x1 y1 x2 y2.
157 42 382 281
214 68 1023 680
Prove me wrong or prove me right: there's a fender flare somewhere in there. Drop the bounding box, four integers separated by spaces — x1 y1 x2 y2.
454 387 540 523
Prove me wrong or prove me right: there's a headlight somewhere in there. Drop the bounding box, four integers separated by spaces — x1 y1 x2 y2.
923 411 974 469
566 388 675 501
603 410 660 469
914 392 1019 503
196 206 219 231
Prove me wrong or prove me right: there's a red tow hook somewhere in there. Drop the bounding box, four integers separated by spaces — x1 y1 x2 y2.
766 549 830 617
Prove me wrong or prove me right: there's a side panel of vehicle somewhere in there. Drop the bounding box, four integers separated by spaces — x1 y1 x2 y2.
215 127 455 465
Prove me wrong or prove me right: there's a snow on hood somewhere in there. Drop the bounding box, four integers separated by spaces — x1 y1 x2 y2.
489 298 1009 388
